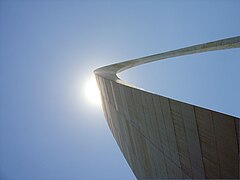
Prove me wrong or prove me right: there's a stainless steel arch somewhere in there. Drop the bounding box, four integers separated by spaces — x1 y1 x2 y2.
94 37 240 179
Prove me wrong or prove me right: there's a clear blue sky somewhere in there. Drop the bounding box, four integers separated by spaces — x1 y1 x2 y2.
0 1 239 180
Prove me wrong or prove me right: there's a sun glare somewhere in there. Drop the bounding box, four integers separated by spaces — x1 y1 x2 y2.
84 76 102 106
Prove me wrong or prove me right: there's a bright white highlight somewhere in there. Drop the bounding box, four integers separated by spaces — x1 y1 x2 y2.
84 76 102 106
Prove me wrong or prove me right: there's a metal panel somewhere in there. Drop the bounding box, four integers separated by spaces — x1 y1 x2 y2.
160 97 181 169
212 112 239 178
170 100 193 177
195 107 221 178
131 88 149 137
152 95 171 160
181 103 205 178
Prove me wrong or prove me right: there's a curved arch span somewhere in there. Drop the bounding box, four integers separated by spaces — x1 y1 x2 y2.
94 37 240 179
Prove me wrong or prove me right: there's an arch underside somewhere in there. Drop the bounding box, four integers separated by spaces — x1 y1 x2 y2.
94 37 240 179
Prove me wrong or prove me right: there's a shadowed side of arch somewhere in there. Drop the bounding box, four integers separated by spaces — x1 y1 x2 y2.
94 37 240 179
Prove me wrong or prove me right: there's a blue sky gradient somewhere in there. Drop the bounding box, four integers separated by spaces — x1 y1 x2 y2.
0 1 239 180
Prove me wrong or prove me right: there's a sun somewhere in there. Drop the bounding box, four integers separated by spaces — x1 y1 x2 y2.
84 75 102 106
